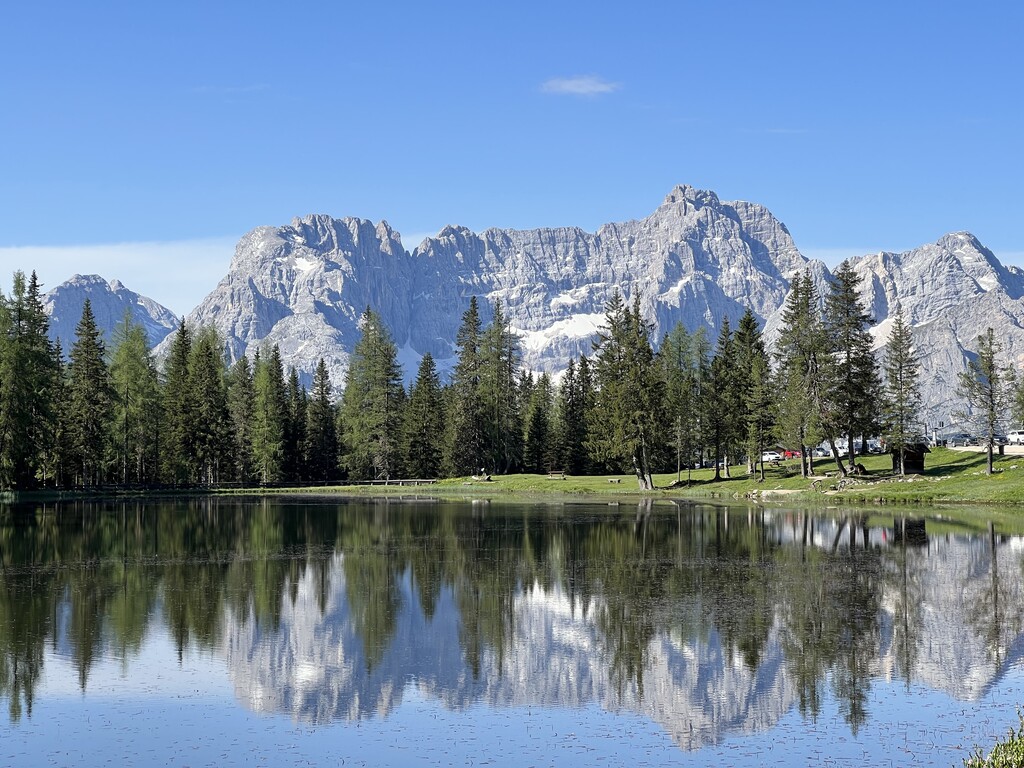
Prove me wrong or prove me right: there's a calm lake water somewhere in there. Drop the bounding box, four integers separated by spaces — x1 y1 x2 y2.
1 497 1023 767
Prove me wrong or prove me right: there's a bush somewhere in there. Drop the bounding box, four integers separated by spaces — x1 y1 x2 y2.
965 712 1024 767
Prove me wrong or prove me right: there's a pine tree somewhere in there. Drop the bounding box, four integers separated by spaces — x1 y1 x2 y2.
284 367 308 481
304 358 338 482
956 327 1015 475
825 260 881 470
402 354 444 479
555 358 590 475
881 308 921 475
188 327 232 485
706 317 740 480
445 297 486 475
340 308 405 481
226 356 255 483
0 271 59 488
161 319 196 483
523 373 554 472
589 292 662 489
108 310 161 484
66 299 113 485
251 346 287 484
479 300 523 474
734 308 770 475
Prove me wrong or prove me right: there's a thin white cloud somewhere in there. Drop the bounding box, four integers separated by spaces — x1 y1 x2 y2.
541 75 620 96
0 236 238 317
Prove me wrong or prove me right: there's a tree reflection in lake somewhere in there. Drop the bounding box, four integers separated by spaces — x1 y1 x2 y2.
0 497 1023 759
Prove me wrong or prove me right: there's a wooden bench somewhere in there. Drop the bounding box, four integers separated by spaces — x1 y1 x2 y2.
547 471 566 480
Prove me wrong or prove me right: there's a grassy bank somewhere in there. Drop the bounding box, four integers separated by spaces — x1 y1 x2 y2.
267 446 1024 506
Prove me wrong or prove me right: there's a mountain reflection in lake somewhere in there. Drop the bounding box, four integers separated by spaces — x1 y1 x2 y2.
1 498 1024 767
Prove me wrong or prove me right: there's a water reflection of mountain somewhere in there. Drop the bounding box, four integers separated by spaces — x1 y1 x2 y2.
221 515 1024 750
224 556 795 750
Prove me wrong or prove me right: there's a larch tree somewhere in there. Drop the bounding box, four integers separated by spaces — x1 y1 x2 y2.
881 308 921 475
161 319 197 484
251 346 288 484
226 355 255 484
479 300 523 474
444 297 485 476
304 358 338 482
188 326 232 485
956 327 1016 475
108 310 161 484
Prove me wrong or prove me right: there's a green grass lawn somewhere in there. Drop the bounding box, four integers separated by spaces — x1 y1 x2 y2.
279 446 1024 507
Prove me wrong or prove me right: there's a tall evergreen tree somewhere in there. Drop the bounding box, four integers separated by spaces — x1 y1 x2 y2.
284 367 308 482
776 272 829 477
445 297 486 475
706 317 741 480
956 327 1015 475
161 319 196 483
340 308 405 481
108 310 161 484
479 300 523 473
402 353 444 479
825 260 881 470
0 271 58 488
304 358 338 482
251 346 287 484
589 292 662 489
188 327 232 485
734 308 770 475
226 355 256 484
523 373 554 472
66 300 113 485
555 358 590 475
881 308 921 475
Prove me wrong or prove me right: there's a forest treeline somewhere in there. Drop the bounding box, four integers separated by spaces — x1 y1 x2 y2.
0 263 1020 491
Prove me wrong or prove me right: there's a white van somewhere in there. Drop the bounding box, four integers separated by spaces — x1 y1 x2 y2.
1008 430 1024 445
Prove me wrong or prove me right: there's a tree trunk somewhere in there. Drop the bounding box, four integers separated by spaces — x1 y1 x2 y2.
828 437 848 477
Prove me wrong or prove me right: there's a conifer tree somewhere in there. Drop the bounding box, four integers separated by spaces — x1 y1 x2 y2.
340 308 404 481
956 327 1015 475
108 310 161 484
188 327 232 485
706 317 740 480
402 353 444 479
734 308 770 475
479 300 523 473
445 297 485 475
589 292 662 489
825 260 881 470
0 271 59 488
66 300 113 485
161 319 196 483
881 308 921 475
226 355 255 483
251 346 287 484
555 358 590 475
523 373 554 472
304 358 338 482
284 367 308 482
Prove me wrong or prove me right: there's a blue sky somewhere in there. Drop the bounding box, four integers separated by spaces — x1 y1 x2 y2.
1 1 1021 314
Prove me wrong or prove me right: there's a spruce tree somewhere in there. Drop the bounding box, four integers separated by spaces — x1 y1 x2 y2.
0 271 59 488
251 346 287 484
188 327 232 485
555 358 590 475
161 319 196 483
284 367 308 482
66 299 113 485
340 308 404 481
304 358 338 482
479 300 523 474
825 260 881 470
706 317 740 480
444 297 485 475
402 353 443 479
226 355 255 483
108 310 161 484
589 292 662 489
881 308 921 475
523 373 554 472
734 308 770 475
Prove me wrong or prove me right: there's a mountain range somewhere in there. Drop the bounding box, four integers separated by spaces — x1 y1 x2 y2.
41 185 1024 428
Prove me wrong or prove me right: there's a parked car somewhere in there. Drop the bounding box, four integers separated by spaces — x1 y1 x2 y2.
1009 430 1024 445
945 433 973 447
812 447 830 458
761 450 782 463
783 449 802 459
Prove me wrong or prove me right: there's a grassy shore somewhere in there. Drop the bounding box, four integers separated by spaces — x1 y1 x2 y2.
267 446 1024 506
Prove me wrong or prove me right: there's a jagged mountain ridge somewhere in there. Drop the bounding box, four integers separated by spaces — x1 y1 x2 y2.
43 274 179 352
158 185 817 387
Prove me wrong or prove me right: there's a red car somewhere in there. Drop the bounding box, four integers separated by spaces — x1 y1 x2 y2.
783 449 802 459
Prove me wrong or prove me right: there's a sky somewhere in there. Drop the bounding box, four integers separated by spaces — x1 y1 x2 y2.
1 1 1022 315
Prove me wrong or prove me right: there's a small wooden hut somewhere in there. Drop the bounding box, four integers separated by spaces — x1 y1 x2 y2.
890 442 930 474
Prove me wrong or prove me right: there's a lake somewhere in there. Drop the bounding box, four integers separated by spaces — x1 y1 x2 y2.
1 496 1022 766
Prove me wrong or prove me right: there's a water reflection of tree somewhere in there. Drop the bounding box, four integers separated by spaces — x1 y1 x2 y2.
966 524 1024 669
776 514 883 734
